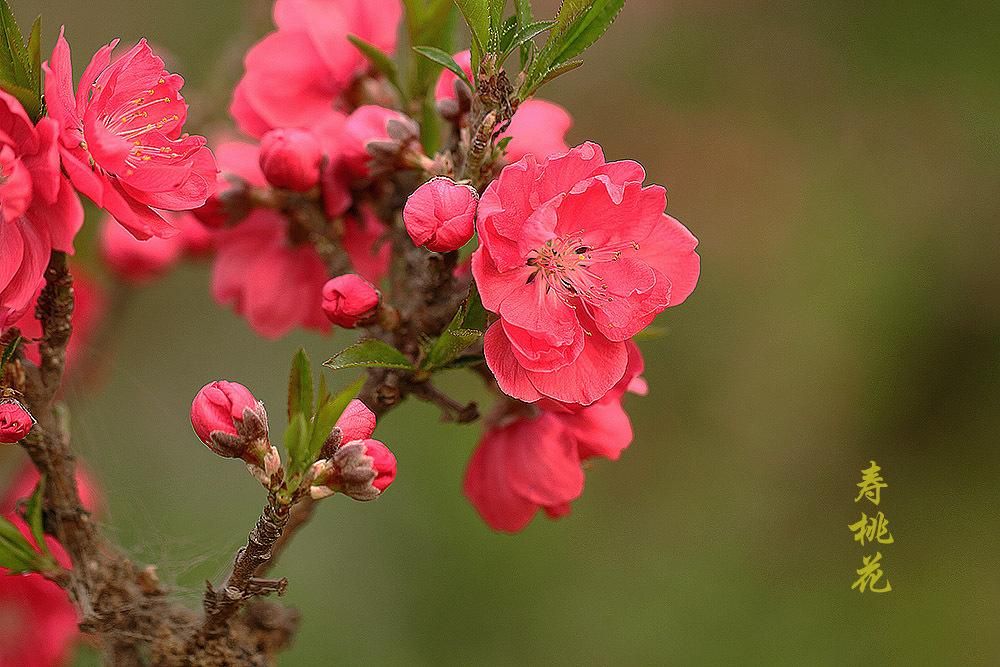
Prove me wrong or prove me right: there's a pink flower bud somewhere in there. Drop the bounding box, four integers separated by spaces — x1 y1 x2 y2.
0 399 34 443
322 274 380 328
363 439 397 493
309 438 397 501
99 216 184 284
403 177 478 252
259 128 323 192
190 381 259 449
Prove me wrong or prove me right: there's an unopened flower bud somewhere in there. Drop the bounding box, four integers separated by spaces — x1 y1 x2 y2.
0 398 34 443
191 381 280 485
259 128 323 192
341 105 420 177
322 274 380 328
309 438 396 501
403 177 478 252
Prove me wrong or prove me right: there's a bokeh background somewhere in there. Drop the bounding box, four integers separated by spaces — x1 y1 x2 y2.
6 0 1000 663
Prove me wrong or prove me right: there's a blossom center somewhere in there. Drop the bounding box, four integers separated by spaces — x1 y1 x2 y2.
525 233 638 306
97 79 183 171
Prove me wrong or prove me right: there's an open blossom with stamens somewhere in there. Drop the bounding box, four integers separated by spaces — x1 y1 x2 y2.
472 142 700 406
44 29 217 240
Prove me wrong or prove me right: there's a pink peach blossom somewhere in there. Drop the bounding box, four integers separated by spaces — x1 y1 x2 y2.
341 206 390 284
403 177 479 252
211 210 330 339
0 400 34 443
231 0 402 136
44 30 217 240
472 142 699 406
501 100 572 163
0 90 84 332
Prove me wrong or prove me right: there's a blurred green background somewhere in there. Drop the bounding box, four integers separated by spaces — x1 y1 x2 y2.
6 0 1000 664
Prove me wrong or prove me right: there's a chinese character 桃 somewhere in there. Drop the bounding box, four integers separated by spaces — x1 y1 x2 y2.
848 511 895 546
851 552 892 593
855 460 888 506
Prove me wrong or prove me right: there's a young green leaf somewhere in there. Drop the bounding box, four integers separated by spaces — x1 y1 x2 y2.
287 348 314 420
495 14 518 53
324 339 415 371
535 59 584 88
306 376 365 462
503 20 556 60
1 334 20 368
283 412 311 472
423 329 483 370
405 0 457 98
25 475 49 557
547 0 625 63
463 286 489 332
27 16 39 96
454 0 489 71
317 373 331 409
413 46 473 90
0 0 38 119
516 0 534 63
525 0 624 95
348 34 404 99
0 515 42 573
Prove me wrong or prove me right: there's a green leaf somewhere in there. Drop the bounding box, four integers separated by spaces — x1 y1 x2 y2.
0 0 39 119
421 287 488 370
27 16 39 96
25 475 49 557
495 14 518 53
516 0 534 64
317 373 331 408
441 353 486 369
1 334 20 367
324 339 415 371
423 329 483 370
287 348 314 421
525 0 624 94
502 20 556 60
537 59 584 86
283 412 311 473
306 376 365 462
463 286 489 332
454 0 489 72
413 46 473 90
420 93 442 154
348 34 404 100
487 0 507 46
0 515 41 573
405 0 457 99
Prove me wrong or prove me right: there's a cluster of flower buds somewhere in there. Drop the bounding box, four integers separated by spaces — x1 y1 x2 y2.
307 400 396 501
190 381 281 487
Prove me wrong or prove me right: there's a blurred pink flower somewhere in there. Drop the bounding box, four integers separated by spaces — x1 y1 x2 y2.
211 210 330 339
341 206 390 284
44 30 217 240
0 464 103 666
0 90 84 333
9 267 107 381
501 100 572 163
472 142 699 406
433 49 473 103
231 0 402 136
338 105 409 178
